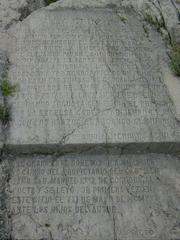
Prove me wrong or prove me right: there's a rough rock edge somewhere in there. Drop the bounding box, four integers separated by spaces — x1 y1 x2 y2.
0 50 11 240
45 0 122 9
29 0 179 46
0 159 11 240
2 0 179 46
0 0 45 30
18 0 45 22
1 0 180 45
0 50 10 154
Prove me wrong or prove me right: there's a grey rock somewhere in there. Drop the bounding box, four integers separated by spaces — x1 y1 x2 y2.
6 6 180 153
0 49 8 150
0 2 179 240
170 23 180 45
50 0 180 44
8 153 180 240
0 0 45 30
0 0 179 43
0 159 11 240
123 0 180 44
163 65 180 122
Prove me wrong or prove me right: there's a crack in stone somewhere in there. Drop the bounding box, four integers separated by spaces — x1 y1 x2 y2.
58 107 112 145
0 53 10 158
0 51 12 239
149 0 173 45
57 219 84 239
3 0 45 30
1 4 180 240
105 155 118 240
18 214 55 240
0 158 11 240
170 0 180 20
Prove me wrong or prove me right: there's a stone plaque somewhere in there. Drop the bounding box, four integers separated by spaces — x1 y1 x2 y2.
9 153 180 240
7 7 180 150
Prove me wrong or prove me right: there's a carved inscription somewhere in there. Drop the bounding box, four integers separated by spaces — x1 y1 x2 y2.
8 9 179 145
9 154 180 240
10 155 158 219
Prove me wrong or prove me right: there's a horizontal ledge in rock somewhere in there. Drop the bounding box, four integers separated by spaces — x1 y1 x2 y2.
4 142 180 155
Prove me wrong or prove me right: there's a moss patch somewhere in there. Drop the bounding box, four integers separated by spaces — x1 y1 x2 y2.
44 0 58 6
0 80 17 97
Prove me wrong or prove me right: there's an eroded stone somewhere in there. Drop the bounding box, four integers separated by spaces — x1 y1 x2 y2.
0 0 45 30
0 49 8 150
0 159 11 240
9 153 180 240
6 7 180 152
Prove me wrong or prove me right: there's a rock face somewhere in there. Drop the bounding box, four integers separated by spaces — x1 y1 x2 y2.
0 0 45 30
45 0 180 44
6 5 180 152
0 1 179 240
0 159 10 240
0 0 179 40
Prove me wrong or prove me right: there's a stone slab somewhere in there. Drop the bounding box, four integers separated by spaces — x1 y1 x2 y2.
8 153 180 240
7 6 180 152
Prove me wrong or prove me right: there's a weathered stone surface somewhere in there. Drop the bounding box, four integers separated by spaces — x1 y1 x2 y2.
121 0 180 44
0 49 8 150
1 0 179 44
0 53 10 238
0 159 11 240
6 5 180 152
0 0 45 30
163 67 180 121
9 153 180 240
0 1 179 240
48 0 180 44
